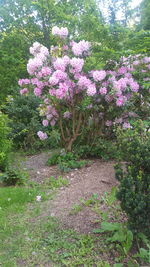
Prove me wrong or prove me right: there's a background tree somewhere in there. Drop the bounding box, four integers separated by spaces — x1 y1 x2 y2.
140 0 150 30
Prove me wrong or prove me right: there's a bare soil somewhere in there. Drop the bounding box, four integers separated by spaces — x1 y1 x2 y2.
23 152 119 233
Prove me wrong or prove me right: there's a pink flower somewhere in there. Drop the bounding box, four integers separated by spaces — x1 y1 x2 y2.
53 70 67 81
34 87 42 96
115 89 122 97
116 96 126 106
123 122 131 129
41 67 52 76
143 57 150 63
105 120 113 127
59 27 68 38
72 40 90 56
18 79 30 86
63 111 71 118
70 58 84 72
118 66 127 75
99 87 107 95
53 58 66 72
40 46 49 56
46 114 53 120
29 42 41 56
42 119 49 127
74 73 82 80
124 72 132 78
133 60 140 66
37 131 48 140
77 76 91 88
63 55 70 66
20 88 28 95
52 26 68 38
130 81 139 92
50 120 56 126
44 98 49 104
87 84 96 96
27 57 43 75
62 45 68 50
93 70 106 81
115 118 123 124
49 76 59 85
52 26 60 35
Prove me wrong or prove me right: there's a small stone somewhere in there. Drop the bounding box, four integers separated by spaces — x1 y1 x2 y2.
51 212 55 217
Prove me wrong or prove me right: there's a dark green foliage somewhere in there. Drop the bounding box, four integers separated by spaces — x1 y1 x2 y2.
47 151 89 172
0 30 29 103
58 159 88 173
140 0 150 30
47 151 78 166
115 121 150 236
0 112 12 170
47 152 60 166
124 30 150 55
0 167 27 186
3 94 48 150
75 139 119 160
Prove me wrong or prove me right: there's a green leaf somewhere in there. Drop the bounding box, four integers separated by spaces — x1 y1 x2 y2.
113 264 123 267
100 222 121 232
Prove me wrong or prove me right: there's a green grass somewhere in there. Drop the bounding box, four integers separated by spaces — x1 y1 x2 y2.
0 184 147 266
44 175 69 189
0 185 110 267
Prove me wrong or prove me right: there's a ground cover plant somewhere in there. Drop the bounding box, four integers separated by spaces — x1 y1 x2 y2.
47 151 90 172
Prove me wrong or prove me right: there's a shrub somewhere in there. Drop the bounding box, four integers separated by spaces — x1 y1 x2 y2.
75 138 119 160
115 121 150 236
18 26 150 152
3 94 51 151
0 167 27 186
0 112 12 170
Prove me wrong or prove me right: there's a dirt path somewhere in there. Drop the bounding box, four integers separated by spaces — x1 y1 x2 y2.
24 152 118 233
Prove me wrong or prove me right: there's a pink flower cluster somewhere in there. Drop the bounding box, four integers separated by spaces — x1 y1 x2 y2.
63 111 71 119
37 131 48 140
52 26 68 38
18 26 150 140
20 88 28 95
18 79 30 86
93 70 106 82
27 43 49 75
72 40 90 56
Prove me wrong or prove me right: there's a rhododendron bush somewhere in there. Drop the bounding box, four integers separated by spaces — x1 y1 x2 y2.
18 26 150 151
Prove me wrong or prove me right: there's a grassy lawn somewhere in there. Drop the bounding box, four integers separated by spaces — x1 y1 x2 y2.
0 185 111 267
0 183 149 266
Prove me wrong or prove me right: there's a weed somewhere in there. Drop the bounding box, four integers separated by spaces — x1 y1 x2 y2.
45 176 69 189
47 151 90 172
69 204 83 215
